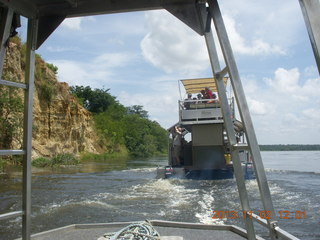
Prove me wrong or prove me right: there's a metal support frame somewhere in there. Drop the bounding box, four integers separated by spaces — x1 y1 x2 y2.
0 7 14 74
0 211 23 221
299 0 320 74
21 18 38 240
198 3 256 240
0 7 37 240
0 150 26 155
0 79 27 88
250 213 299 240
202 0 279 239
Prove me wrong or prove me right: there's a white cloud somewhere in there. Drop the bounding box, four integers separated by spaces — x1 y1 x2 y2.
61 18 82 30
93 53 134 69
264 67 320 101
50 60 98 86
49 52 135 87
265 68 300 94
140 8 286 76
223 15 285 56
301 77 320 97
219 0 304 49
247 98 269 115
141 10 209 76
302 108 320 122
304 66 318 77
243 66 320 143
118 79 180 128
46 46 78 52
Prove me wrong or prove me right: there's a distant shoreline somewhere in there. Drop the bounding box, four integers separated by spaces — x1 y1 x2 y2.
259 144 320 151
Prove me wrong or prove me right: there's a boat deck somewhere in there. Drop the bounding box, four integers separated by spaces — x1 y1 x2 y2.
27 220 264 240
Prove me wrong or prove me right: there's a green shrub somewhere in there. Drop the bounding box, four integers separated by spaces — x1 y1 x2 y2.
46 63 58 74
0 157 4 172
38 81 57 104
32 154 79 168
80 150 128 162
32 157 51 167
51 153 79 166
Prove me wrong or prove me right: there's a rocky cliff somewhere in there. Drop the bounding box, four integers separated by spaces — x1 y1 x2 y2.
2 38 102 158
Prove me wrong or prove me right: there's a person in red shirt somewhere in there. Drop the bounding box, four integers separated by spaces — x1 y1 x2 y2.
205 87 217 103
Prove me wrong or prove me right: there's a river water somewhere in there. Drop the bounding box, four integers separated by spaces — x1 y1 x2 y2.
0 151 319 240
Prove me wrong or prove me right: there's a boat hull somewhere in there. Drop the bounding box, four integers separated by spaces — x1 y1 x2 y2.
156 164 255 180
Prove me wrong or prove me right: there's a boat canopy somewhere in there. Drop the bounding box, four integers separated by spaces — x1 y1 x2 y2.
0 0 206 49
181 77 228 94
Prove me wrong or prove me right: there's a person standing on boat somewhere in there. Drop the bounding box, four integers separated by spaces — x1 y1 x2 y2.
173 126 182 166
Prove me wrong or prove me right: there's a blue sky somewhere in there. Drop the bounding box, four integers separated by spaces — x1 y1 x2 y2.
19 0 320 144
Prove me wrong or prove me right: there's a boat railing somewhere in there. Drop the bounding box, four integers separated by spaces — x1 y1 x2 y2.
179 97 235 124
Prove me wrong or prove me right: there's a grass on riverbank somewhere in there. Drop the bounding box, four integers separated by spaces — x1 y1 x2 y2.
32 150 129 168
0 158 4 173
80 151 129 161
0 156 23 173
32 153 80 168
6 148 157 170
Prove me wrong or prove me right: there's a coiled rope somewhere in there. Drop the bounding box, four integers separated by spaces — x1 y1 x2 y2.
98 221 160 240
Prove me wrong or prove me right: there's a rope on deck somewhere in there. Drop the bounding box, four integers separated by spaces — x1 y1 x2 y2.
98 220 160 240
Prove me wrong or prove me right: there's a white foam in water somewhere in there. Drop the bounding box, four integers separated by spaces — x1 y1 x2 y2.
129 179 198 209
245 179 258 189
40 200 73 214
38 195 116 217
121 167 157 173
157 210 166 216
81 200 116 209
195 190 224 225
268 182 284 195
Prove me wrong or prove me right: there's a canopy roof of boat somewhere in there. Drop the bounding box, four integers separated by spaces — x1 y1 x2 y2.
181 77 228 93
0 0 207 49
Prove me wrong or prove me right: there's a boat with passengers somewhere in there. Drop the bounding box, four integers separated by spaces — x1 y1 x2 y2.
157 78 255 180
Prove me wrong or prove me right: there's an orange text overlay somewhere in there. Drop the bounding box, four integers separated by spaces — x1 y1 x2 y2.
212 210 307 220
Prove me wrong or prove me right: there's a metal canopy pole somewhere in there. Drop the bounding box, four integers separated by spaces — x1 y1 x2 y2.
22 18 38 240
207 0 277 239
198 4 256 240
0 7 14 74
299 0 320 75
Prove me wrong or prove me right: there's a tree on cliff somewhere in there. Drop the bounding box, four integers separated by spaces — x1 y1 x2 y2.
70 86 116 113
126 105 149 119
0 83 23 149
71 85 168 157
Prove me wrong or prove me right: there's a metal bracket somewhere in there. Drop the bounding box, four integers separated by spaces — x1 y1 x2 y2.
0 211 23 221
0 79 27 89
231 143 249 151
214 66 229 79
0 7 14 75
65 0 78 8
205 7 211 33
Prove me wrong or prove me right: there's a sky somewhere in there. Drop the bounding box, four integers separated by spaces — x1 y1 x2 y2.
19 0 320 144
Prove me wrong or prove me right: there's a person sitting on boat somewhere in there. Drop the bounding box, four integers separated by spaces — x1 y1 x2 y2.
195 93 202 104
200 90 206 99
184 93 192 109
205 87 217 103
173 126 183 166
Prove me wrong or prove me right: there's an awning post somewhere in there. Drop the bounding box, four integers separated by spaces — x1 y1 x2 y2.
0 7 14 75
22 17 38 240
299 0 320 75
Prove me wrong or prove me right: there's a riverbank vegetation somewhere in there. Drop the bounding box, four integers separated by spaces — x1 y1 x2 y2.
70 85 168 158
260 144 320 151
32 153 80 167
